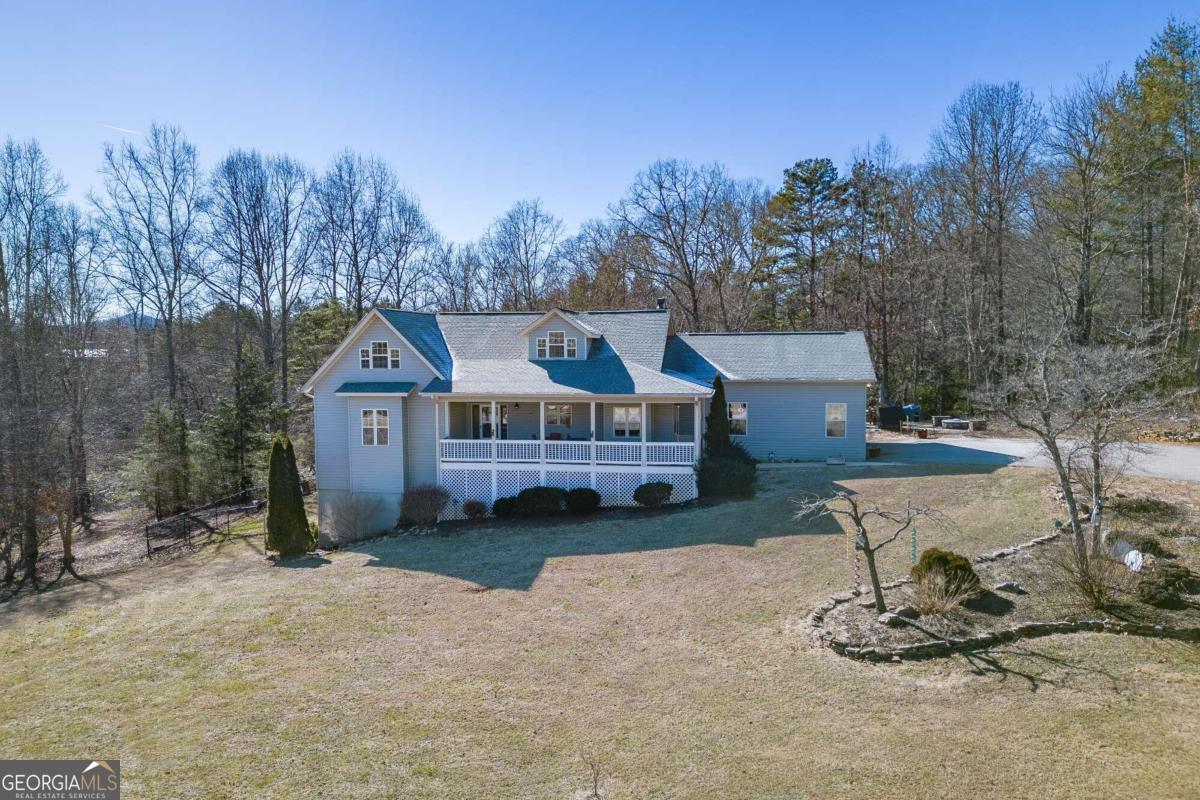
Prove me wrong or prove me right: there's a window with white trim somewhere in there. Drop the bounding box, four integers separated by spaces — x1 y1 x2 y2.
361 408 389 446
566 337 577 358
370 341 389 369
728 402 748 436
536 338 548 358
359 340 401 369
548 330 566 358
825 402 847 438
613 405 641 438
545 403 572 427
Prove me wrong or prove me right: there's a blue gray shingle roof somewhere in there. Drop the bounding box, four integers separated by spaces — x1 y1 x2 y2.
371 307 872 396
334 381 417 394
377 308 453 378
664 332 876 382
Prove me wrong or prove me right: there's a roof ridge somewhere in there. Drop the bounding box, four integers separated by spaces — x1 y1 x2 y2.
679 330 853 336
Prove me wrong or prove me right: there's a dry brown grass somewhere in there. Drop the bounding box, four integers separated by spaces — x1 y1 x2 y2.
2 465 1199 799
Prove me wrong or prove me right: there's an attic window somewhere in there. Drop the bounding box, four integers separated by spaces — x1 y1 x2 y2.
536 338 547 358
370 341 389 369
548 331 565 358
389 348 401 369
566 338 577 358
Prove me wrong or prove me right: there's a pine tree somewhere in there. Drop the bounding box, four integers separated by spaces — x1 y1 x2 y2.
266 435 311 556
705 375 731 458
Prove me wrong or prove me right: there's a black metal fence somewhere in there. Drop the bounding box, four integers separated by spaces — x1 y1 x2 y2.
143 486 266 558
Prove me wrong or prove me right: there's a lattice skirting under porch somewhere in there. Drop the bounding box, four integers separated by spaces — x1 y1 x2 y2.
439 464 698 520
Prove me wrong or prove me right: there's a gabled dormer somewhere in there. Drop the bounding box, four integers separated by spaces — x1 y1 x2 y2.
519 309 601 362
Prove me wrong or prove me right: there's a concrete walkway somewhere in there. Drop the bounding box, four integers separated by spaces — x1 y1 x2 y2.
876 437 1200 483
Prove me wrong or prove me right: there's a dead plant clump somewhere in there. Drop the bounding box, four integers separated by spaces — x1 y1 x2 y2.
1043 543 1137 611
910 564 982 618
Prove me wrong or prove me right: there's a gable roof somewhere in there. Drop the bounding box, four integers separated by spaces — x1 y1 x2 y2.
299 308 447 395
428 309 703 396
377 308 453 378
516 308 602 338
664 331 876 383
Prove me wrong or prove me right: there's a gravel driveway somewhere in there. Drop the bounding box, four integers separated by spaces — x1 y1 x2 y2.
876 436 1200 482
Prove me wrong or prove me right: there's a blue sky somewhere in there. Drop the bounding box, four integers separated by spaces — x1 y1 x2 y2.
3 1 1191 241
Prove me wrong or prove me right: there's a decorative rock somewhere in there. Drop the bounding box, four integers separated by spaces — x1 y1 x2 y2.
858 597 879 608
993 580 1027 594
831 591 856 603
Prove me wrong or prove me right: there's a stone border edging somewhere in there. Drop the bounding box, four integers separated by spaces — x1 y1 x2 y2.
806 531 1200 661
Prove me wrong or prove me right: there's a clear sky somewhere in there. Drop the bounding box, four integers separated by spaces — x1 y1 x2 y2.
3 1 1192 242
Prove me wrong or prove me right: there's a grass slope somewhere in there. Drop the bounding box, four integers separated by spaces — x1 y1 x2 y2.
2 465 1198 799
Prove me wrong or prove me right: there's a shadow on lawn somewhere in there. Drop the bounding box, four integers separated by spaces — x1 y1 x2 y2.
351 463 1009 590
355 492 844 591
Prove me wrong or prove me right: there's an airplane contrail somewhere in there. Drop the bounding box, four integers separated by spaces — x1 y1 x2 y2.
100 123 142 135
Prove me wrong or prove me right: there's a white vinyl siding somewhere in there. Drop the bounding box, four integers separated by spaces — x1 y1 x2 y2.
708 382 867 461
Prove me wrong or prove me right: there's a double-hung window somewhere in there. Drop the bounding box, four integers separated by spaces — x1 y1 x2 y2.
361 409 389 446
548 331 566 358
825 403 847 438
728 402 748 436
536 338 548 358
370 341 389 369
545 403 572 427
360 340 401 369
613 406 641 438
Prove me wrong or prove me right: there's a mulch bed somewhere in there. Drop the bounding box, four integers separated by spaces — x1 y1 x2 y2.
810 531 1200 662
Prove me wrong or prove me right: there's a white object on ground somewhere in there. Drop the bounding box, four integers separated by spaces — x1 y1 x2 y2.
1123 549 1144 572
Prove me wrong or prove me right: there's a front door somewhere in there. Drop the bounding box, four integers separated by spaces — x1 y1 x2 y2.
473 403 508 439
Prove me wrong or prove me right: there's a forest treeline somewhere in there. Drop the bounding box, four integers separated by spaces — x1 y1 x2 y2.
2 21 1198 588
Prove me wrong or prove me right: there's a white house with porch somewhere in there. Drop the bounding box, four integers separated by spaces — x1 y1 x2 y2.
301 304 874 544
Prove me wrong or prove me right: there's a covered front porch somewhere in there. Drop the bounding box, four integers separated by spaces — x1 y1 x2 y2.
434 398 701 467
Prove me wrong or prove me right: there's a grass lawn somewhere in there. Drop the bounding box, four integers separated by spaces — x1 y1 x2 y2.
2 465 1199 799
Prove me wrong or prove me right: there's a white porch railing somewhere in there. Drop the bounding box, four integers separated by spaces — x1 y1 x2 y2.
441 439 493 461
646 443 697 465
594 441 641 463
496 440 541 462
544 440 591 463
439 439 695 466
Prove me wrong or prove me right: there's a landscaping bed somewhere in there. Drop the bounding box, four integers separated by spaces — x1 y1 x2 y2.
812 526 1200 661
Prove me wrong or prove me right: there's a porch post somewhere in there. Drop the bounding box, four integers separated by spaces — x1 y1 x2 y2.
434 398 442 484
589 400 597 489
539 401 546 484
490 399 498 501
640 400 647 482
693 398 702 463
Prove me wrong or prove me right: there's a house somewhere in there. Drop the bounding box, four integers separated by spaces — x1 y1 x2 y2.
301 304 875 543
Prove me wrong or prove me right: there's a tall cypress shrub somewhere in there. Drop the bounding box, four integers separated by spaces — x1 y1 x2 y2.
705 375 731 458
266 435 311 556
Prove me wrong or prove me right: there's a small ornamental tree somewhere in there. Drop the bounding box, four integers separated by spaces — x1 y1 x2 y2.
266 435 312 556
705 375 731 458
794 490 939 612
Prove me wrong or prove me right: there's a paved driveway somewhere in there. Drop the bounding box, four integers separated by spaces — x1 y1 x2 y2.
877 437 1200 482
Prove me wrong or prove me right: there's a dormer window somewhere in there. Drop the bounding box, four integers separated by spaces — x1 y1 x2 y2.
359 340 401 369
536 330 577 360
